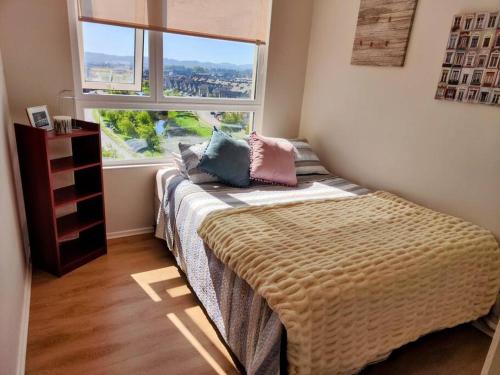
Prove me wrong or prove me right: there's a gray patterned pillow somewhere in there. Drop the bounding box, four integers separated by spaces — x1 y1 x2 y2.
178 142 219 184
288 139 329 175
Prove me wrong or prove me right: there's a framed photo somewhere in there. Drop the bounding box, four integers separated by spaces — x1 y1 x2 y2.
26 105 53 131
435 12 500 107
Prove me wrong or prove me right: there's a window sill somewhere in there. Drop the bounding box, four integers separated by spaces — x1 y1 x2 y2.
103 161 174 170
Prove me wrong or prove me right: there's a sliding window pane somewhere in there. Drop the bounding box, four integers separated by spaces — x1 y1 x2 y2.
81 22 147 95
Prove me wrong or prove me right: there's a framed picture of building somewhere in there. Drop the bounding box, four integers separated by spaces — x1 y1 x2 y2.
435 12 500 107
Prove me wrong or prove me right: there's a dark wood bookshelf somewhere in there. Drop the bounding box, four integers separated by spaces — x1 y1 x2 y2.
15 119 107 276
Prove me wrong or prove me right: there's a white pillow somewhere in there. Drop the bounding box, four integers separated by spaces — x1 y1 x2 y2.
178 142 219 184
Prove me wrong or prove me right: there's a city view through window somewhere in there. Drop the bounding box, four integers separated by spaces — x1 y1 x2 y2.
80 23 256 162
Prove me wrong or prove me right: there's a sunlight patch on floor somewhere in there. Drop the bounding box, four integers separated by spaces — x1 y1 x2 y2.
167 313 229 375
166 285 191 298
184 306 235 365
131 266 181 302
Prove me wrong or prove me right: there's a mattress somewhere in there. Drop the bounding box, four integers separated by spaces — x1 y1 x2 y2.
154 167 372 374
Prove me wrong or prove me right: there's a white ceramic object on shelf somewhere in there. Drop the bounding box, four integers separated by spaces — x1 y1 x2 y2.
53 115 72 135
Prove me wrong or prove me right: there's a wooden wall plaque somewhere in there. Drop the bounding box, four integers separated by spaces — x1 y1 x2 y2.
351 0 418 67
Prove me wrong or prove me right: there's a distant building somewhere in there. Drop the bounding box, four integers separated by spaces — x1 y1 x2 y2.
163 67 252 99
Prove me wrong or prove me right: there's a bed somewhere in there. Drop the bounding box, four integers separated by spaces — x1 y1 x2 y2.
154 167 500 375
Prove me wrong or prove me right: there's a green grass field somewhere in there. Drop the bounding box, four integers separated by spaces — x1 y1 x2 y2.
167 111 212 137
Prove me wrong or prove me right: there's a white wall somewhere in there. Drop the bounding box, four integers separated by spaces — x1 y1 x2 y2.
261 0 313 138
300 0 500 238
103 165 161 235
0 46 29 375
0 0 313 236
0 0 75 122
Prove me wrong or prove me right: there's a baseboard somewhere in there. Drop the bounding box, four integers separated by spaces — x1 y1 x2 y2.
17 261 32 375
106 227 154 240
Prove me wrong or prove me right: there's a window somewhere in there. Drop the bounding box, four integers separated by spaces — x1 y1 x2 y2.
479 91 490 103
453 53 464 65
453 16 462 29
85 109 253 162
488 14 498 28
447 34 458 49
483 36 492 48
450 69 460 82
457 90 465 102
162 33 256 100
465 53 475 67
477 55 487 67
444 52 454 64
445 88 456 100
471 70 483 85
484 72 496 86
486 72 496 85
465 17 473 30
489 54 500 69
440 70 449 83
496 36 500 48
476 14 485 29
68 1 269 166
461 73 469 85
467 89 478 101
436 87 446 99
80 23 144 92
470 36 479 48
492 92 500 105
458 36 468 49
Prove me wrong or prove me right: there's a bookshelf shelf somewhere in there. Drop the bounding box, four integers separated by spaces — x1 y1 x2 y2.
50 156 100 173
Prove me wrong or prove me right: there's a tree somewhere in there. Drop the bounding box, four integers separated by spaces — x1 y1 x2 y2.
221 112 243 124
117 116 137 138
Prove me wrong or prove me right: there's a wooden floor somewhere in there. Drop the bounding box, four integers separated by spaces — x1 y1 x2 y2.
27 234 491 374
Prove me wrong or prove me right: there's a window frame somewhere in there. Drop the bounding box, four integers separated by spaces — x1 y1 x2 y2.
464 17 473 31
440 69 449 83
78 25 145 92
444 52 454 64
488 13 498 28
67 0 269 167
482 34 493 48
492 92 500 105
465 52 476 67
476 14 486 29
447 34 458 49
461 72 470 85
489 54 500 69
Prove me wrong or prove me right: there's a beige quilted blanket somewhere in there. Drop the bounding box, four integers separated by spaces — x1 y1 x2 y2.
198 191 500 375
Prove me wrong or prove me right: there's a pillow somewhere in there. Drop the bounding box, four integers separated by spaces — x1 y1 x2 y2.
249 132 297 186
178 142 219 184
198 128 251 187
288 139 330 175
172 152 187 177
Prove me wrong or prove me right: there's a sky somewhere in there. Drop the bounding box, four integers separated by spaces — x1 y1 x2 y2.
83 22 255 65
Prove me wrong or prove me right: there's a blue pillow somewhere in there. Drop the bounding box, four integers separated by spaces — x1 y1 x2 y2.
198 128 251 187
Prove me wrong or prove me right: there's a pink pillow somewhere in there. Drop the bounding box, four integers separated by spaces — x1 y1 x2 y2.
249 132 298 187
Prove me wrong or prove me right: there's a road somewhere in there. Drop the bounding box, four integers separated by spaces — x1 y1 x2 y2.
198 111 222 128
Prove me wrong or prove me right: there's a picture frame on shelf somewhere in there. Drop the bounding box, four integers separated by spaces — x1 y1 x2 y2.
26 105 53 131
